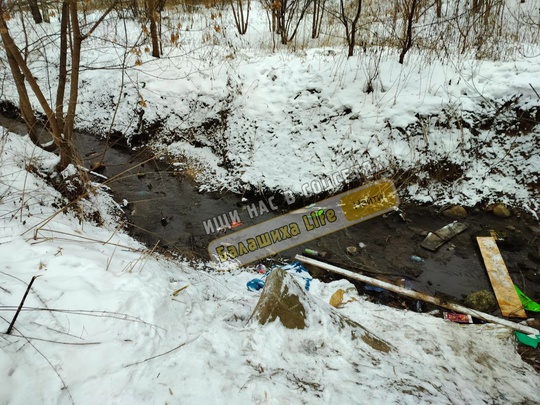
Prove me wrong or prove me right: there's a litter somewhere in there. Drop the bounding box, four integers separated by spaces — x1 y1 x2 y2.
410 255 424 263
304 248 328 258
514 285 540 312
365 285 385 293
246 261 312 292
515 331 540 348
296 254 540 336
247 278 265 291
256 263 267 274
443 312 473 324
329 288 358 308
489 229 506 242
420 221 469 252
279 261 312 291
477 237 526 318
330 289 345 308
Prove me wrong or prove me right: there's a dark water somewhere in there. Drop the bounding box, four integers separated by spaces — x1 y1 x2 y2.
2 115 539 306
72 131 540 306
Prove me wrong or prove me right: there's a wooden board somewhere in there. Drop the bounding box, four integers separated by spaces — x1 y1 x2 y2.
420 221 469 251
477 236 527 318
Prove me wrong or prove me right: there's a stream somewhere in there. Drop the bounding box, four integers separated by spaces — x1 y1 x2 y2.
2 113 540 310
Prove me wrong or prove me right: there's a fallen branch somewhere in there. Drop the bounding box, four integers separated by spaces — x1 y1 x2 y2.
30 228 137 250
0 306 164 330
296 255 540 336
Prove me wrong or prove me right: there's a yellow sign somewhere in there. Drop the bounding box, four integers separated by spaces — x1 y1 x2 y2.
208 179 399 269
340 179 399 221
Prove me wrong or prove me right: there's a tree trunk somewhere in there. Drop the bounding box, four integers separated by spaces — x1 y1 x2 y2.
0 0 119 175
311 0 326 39
340 0 362 57
150 13 160 57
28 0 43 24
4 47 50 150
399 0 418 64
58 0 83 170
0 8 63 149
147 0 160 58
230 0 250 35
55 1 68 134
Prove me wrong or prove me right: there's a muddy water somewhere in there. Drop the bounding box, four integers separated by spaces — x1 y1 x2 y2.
2 115 540 308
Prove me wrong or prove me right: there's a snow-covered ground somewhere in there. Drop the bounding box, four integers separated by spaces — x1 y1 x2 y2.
0 2 539 214
1 133 539 404
1 3 540 403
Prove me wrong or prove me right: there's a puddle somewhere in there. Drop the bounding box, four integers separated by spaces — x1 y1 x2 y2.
415 256 491 298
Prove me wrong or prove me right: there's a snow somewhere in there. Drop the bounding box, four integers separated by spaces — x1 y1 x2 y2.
1 133 539 404
1 3 539 213
1 3 540 404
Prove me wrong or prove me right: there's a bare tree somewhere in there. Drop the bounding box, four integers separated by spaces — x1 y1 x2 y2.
338 0 362 57
264 0 313 45
146 0 161 57
471 0 483 14
311 0 326 39
435 0 442 18
0 0 120 171
27 0 43 24
230 0 250 35
398 0 419 64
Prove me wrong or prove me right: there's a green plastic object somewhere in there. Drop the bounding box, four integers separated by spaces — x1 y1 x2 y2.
514 285 540 312
515 331 540 349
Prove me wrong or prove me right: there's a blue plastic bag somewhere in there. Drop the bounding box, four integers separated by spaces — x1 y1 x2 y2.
246 278 265 291
246 261 313 292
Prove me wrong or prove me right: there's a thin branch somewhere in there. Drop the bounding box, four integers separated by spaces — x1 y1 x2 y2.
0 306 164 330
3 333 102 346
6 275 40 334
30 228 138 250
529 83 540 100
124 335 200 368
82 0 122 41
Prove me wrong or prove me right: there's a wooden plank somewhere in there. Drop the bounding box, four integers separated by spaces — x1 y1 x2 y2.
476 236 527 318
295 255 539 336
420 221 469 251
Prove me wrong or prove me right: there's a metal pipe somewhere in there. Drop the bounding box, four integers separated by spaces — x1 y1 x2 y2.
295 254 540 336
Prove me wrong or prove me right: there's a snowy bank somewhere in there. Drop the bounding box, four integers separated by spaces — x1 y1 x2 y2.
0 6 539 215
1 132 539 404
